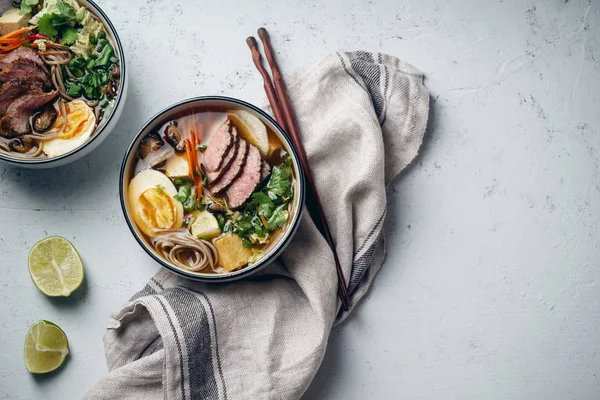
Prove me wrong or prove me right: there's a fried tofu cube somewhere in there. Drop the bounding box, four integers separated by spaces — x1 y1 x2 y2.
0 9 30 36
214 233 252 272
165 153 191 180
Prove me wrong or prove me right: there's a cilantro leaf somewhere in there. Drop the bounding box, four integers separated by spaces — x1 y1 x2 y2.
56 0 76 19
267 204 289 229
37 14 59 38
60 27 79 45
19 0 39 16
265 165 292 200
173 181 198 212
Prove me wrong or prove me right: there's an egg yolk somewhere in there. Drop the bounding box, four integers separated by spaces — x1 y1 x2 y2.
136 188 178 235
51 101 93 140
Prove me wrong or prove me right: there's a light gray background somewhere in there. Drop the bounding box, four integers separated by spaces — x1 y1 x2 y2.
1 0 599 398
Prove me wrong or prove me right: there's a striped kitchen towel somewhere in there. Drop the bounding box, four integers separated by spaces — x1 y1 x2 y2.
87 51 429 400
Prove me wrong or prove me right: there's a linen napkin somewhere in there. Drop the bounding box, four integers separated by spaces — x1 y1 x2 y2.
87 51 429 400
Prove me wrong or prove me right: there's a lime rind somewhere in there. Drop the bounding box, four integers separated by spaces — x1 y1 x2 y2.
28 236 84 297
24 320 69 374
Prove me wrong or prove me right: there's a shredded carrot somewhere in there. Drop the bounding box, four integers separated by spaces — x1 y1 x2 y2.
0 38 21 44
0 43 24 53
2 26 35 40
185 139 194 179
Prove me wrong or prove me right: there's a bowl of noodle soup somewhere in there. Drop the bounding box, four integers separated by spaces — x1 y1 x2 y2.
120 96 305 282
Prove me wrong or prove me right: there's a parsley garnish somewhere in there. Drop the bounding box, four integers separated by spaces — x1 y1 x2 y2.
36 1 79 42
19 0 39 16
156 184 164 193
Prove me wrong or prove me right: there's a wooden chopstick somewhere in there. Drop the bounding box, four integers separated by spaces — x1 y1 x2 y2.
247 28 351 312
246 37 288 132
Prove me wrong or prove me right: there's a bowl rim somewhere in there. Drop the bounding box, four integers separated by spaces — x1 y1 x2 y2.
0 0 127 165
120 96 306 282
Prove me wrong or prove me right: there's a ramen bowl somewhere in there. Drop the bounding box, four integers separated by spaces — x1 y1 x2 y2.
0 0 128 168
120 96 305 282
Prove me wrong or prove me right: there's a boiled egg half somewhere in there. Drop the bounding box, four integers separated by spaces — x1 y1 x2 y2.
42 100 96 158
128 169 184 237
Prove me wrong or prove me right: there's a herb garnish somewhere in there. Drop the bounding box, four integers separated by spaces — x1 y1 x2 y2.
37 1 79 44
19 0 39 16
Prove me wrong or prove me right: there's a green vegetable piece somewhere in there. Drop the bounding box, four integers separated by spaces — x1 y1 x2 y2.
267 204 289 229
66 84 82 97
37 14 59 38
61 27 79 46
265 165 292 200
72 68 85 78
95 44 113 68
56 0 76 19
83 85 99 100
97 31 106 40
99 99 109 109
241 238 252 249
109 56 118 64
19 0 39 16
86 59 96 69
69 55 85 68
97 38 108 49
89 34 97 45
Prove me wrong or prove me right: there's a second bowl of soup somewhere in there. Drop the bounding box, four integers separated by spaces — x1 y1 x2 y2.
121 96 305 282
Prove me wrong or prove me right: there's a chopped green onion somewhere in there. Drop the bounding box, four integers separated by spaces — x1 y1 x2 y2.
89 34 97 45
109 56 118 64
97 39 108 49
197 144 207 152
66 84 83 97
86 59 96 69
97 31 106 40
100 99 109 108
69 55 85 69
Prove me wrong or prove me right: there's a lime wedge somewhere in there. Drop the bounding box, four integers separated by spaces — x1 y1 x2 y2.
24 320 69 374
28 236 84 297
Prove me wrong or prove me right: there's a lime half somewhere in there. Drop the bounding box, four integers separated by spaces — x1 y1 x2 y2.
24 320 69 374
28 236 84 297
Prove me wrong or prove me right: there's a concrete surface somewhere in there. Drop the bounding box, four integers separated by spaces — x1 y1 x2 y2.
1 0 599 398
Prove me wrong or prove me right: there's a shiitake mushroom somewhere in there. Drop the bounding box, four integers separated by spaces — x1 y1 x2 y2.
32 105 58 133
9 137 34 153
164 121 186 152
110 65 121 79
139 132 164 159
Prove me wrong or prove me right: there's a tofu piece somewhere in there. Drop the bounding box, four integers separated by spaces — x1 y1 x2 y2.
214 233 252 272
165 153 191 180
0 9 30 36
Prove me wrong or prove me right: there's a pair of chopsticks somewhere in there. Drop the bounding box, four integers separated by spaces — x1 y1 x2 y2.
246 28 351 312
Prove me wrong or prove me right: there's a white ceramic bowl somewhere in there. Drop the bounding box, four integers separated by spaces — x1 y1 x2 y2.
0 0 127 168
120 96 306 283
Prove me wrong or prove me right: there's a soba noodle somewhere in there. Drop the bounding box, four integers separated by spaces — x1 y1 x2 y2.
153 231 218 272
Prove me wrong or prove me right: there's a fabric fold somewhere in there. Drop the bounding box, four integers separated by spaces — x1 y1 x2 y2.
88 51 429 400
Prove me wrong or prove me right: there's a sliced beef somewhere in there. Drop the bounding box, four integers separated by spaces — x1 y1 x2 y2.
226 144 262 208
203 119 234 172
206 126 239 183
1 91 58 138
211 139 249 194
0 47 46 71
0 60 51 88
260 160 271 182
0 78 44 117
